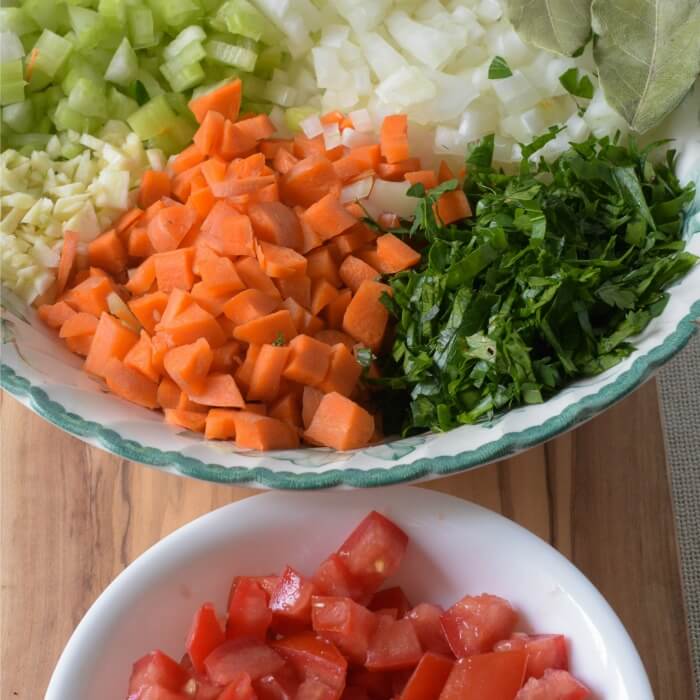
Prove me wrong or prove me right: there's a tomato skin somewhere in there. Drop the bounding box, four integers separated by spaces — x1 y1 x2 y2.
187 603 226 674
217 672 257 700
399 653 454 700
405 604 452 657
337 512 408 598
204 640 286 684
229 575 279 608
227 577 273 642
494 634 569 679
129 650 190 694
440 594 517 658
346 667 393 699
253 670 299 700
515 669 590 700
368 587 411 619
365 616 422 672
296 678 340 700
438 649 527 700
134 687 189 700
311 596 379 664
269 566 316 628
340 688 370 700
313 554 369 604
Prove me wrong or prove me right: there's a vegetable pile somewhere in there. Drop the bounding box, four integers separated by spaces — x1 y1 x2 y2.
125 510 591 700
379 133 697 433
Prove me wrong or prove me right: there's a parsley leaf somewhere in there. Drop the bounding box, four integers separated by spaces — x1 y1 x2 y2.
488 55 513 79
272 332 286 346
559 68 594 99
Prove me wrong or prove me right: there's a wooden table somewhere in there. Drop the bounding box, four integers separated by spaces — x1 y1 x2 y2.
0 379 694 699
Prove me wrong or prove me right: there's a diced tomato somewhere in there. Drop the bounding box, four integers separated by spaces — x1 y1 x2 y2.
311 596 378 664
217 672 257 700
129 650 190 694
369 608 397 620
229 575 279 608
441 594 517 657
253 668 300 700
205 640 285 684
178 655 220 699
391 668 413 697
313 554 368 603
336 512 409 598
405 604 452 656
494 634 569 679
272 632 348 691
135 687 189 700
365 616 422 671
269 566 316 627
296 678 339 700
227 577 273 641
515 669 590 700
438 650 527 700
340 688 369 700
346 667 393 699
399 653 454 700
368 587 411 618
187 603 226 673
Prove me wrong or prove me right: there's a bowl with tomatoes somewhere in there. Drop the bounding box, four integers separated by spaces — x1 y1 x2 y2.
46 487 653 700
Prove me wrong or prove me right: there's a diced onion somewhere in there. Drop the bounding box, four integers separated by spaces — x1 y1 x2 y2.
301 114 323 139
368 180 416 219
340 176 374 204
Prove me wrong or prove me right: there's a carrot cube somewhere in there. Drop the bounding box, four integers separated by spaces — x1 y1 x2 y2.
304 392 375 450
154 248 196 292
303 192 358 241
318 343 362 397
84 312 139 378
233 412 300 450
205 409 238 440
282 334 333 387
247 344 291 403
342 280 392 352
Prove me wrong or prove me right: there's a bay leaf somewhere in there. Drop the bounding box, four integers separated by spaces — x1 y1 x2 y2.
592 0 700 133
505 0 592 56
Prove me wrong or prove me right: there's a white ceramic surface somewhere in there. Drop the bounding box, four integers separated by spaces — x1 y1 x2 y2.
46 487 653 700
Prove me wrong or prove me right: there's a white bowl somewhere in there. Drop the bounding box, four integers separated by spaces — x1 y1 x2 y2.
46 487 652 700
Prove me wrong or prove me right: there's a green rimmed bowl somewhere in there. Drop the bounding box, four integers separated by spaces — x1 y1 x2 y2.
2 91 699 489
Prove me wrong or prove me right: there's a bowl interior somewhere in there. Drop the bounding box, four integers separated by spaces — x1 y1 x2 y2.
46 487 652 700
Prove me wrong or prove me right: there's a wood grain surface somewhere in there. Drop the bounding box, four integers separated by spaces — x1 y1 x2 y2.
0 379 694 699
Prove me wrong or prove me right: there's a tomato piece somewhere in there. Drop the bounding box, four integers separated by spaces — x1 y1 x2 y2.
341 688 370 700
178 655 219 699
253 669 299 700
227 577 273 641
368 587 411 618
399 653 454 700
313 554 368 603
296 678 339 700
405 604 452 656
217 672 257 700
272 632 348 691
269 566 316 627
440 594 517 657
229 575 279 608
187 603 226 673
391 669 413 697
205 640 286 684
311 596 379 664
346 667 393 699
515 669 590 700
129 650 190 694
336 512 408 598
494 634 568 679
438 650 527 700
365 616 422 671
135 688 189 700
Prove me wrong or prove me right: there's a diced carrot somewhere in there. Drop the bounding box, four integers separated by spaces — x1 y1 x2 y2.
125 258 156 296
303 192 358 241
127 227 155 258
164 408 206 433
305 392 374 450
123 330 160 382
103 357 159 409
305 247 342 288
158 302 226 348
193 110 225 156
147 204 197 254
151 332 173 375
276 274 311 310
163 338 213 393
171 163 201 203
172 143 205 175
205 408 238 440
249 181 279 205
310 277 339 315
302 386 324 429
273 147 299 175
235 114 276 142
188 79 242 124
219 119 257 160
56 230 79 297
211 341 242 373
235 256 282 299
115 208 144 235
376 158 421 181
235 344 261 391
223 288 280 326
292 134 326 159
280 155 340 208
321 110 344 126
333 145 382 183
38 300 76 328
126 293 166 336
256 240 307 279
331 224 377 259
269 393 302 430
187 184 216 220
380 114 409 164
64 275 113 317
201 157 228 190
342 280 392 352
157 288 193 327
244 403 267 415
156 376 180 409
339 255 380 293
283 334 332 387
405 170 438 190
87 230 128 276
260 139 294 159
190 282 232 317
435 189 472 225
65 333 94 356
154 247 196 292
318 343 362 396
177 390 207 413
281 297 324 336
355 247 385 272
84 312 139 378
197 249 245 294
139 170 171 209
143 198 166 224
209 173 277 199
295 205 323 254
233 412 299 450
247 344 290 402
314 329 356 351
188 373 245 408
233 309 298 346
200 207 256 257
229 152 267 178
59 312 98 338
375 233 422 273
248 201 303 251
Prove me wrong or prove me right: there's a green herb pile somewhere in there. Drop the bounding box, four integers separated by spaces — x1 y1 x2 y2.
377 134 697 434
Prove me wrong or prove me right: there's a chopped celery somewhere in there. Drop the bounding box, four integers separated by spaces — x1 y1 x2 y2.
127 6 158 49
35 115 52 134
67 78 108 119
135 69 165 99
108 87 139 120
0 8 39 37
68 6 110 51
150 0 201 30
164 91 194 118
127 94 176 140
255 46 285 79
214 0 266 42
105 38 139 87
23 0 69 34
1 60 25 85
148 115 196 153
1 31 26 62
205 39 257 72
2 101 35 133
163 41 206 75
98 0 127 27
285 105 318 132
161 61 205 92
241 99 272 114
263 83 297 107
60 63 103 96
6 132 52 150
0 61 26 106
163 25 207 61
31 30 73 78
241 74 267 100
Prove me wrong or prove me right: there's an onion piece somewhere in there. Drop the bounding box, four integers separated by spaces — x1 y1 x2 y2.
300 114 323 139
349 108 373 133
322 122 342 150
340 176 374 204
368 179 417 219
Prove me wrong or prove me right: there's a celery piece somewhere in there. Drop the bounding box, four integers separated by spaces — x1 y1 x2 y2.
285 106 318 132
164 40 206 75
6 132 51 151
162 25 206 62
21 31 41 55
240 99 272 115
0 82 25 107
53 98 102 132
23 0 69 34
205 39 257 72
98 0 127 27
44 86 64 108
1 60 24 85
214 0 265 41
35 115 52 134
26 69 51 94
2 101 34 133
61 141 84 159
151 0 201 30
31 30 73 78
160 61 205 92
164 91 194 118
127 6 157 49
0 8 39 37
67 78 108 119
0 61 26 106
148 115 195 154
127 94 176 139
108 86 139 120
263 83 297 108
105 37 138 87
135 69 165 99
241 73 267 100
61 62 103 96
255 46 285 79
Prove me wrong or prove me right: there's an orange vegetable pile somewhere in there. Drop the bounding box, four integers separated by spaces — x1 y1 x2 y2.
37 79 472 452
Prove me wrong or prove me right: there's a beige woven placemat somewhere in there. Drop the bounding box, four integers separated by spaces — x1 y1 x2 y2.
658 330 700 693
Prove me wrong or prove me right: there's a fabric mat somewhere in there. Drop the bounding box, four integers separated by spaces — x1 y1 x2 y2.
658 330 700 695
